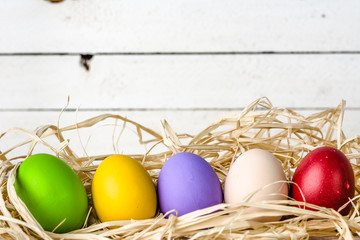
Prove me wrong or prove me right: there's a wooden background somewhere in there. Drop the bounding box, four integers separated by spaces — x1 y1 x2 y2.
1 0 360 158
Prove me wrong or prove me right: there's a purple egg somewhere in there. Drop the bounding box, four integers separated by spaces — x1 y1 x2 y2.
158 152 223 217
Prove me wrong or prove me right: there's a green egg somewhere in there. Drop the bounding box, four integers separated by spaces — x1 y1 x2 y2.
14 153 88 233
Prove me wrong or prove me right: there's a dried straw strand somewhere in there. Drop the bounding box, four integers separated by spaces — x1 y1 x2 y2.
0 97 359 239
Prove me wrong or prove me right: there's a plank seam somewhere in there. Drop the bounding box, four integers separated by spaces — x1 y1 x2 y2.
1 51 360 56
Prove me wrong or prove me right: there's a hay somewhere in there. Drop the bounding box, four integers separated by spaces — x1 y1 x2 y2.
1 97 360 239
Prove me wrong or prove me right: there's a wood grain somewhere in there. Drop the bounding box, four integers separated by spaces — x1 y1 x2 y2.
1 54 360 109
1 0 360 53
0 1 359 238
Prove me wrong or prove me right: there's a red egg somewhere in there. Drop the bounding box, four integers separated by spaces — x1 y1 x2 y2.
292 146 355 215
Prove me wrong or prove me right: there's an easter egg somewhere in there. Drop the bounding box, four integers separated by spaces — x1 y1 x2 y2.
157 152 223 217
92 155 157 222
14 153 88 233
291 146 355 215
224 149 288 221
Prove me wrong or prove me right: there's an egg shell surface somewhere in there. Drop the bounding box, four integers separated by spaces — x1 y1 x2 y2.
291 146 355 215
157 152 223 217
14 153 88 233
92 155 157 222
224 149 288 221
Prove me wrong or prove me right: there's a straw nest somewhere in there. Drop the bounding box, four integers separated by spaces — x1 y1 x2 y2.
1 97 360 240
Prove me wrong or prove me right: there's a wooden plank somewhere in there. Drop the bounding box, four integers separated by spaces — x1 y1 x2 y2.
1 109 359 158
1 0 360 53
0 54 359 109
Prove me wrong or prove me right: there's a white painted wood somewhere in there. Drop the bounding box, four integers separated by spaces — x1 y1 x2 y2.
1 55 359 109
1 0 359 169
1 109 359 159
1 0 360 52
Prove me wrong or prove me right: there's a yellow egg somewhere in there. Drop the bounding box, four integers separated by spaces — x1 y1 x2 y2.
92 155 157 222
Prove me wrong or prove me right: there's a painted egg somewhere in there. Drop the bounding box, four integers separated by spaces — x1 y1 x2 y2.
157 152 223 217
291 146 355 215
92 155 157 222
14 153 88 233
224 149 288 221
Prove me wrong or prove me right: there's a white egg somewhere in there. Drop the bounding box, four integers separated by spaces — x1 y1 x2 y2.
224 149 288 221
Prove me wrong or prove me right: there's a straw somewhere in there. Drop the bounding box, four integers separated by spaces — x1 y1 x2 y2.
0 97 359 239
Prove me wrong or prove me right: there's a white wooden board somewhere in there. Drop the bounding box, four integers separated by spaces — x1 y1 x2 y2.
1 0 359 157
0 2 359 239
1 54 360 109
1 0 360 52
